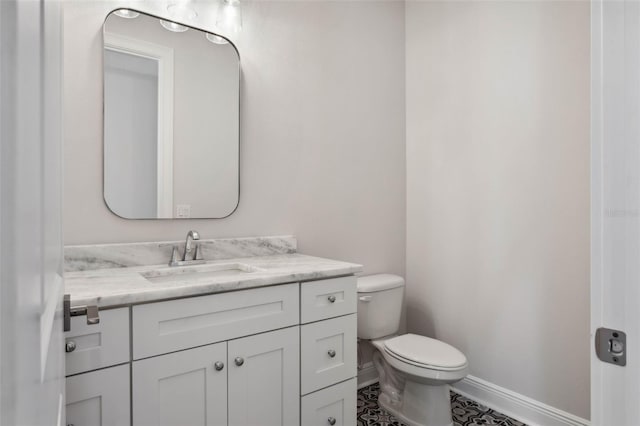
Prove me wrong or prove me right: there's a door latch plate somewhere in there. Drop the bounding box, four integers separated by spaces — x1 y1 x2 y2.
595 327 626 366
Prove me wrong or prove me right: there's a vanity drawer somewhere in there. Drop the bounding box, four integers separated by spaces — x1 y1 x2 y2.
132 283 299 359
300 276 357 324
301 314 357 395
65 307 130 376
301 378 357 426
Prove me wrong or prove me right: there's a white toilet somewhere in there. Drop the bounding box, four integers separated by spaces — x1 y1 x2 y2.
358 274 468 426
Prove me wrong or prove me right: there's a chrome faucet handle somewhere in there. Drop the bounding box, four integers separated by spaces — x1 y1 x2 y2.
193 244 202 261
169 246 180 266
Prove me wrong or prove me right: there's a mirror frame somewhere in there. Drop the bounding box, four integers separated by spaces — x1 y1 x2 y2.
102 8 241 220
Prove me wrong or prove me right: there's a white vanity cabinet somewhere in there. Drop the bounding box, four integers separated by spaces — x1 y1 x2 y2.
65 276 357 426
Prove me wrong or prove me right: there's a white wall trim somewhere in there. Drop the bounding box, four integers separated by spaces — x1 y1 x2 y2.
357 362 378 389
452 375 590 426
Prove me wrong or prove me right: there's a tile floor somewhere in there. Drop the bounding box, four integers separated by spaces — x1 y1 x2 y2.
357 383 527 426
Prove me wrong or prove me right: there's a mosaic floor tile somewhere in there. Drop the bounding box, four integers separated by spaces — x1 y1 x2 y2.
357 383 527 426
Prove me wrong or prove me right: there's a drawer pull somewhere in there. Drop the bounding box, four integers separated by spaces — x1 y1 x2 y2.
327 295 337 303
65 341 76 353
328 417 337 425
234 357 245 366
214 361 225 371
327 349 336 358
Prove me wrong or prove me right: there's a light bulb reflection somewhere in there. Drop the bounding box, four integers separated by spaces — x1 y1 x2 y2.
114 9 140 19
160 20 189 32
206 33 229 45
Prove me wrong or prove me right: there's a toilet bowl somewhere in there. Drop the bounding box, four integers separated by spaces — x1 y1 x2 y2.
357 274 468 426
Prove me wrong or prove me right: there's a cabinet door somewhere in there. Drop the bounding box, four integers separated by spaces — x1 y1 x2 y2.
66 364 130 426
133 342 227 426
228 327 300 426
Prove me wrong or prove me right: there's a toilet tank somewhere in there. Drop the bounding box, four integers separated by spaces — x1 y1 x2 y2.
357 274 405 340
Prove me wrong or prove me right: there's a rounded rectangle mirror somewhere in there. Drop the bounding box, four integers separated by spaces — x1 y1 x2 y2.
103 9 240 219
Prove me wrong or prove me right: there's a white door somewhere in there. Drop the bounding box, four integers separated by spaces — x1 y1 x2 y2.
66 364 130 426
228 327 300 426
591 1 640 425
133 342 228 426
0 0 65 425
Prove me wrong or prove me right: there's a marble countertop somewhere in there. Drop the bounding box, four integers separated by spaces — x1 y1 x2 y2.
65 253 363 308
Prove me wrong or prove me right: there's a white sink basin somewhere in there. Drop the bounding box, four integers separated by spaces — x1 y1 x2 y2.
141 262 264 284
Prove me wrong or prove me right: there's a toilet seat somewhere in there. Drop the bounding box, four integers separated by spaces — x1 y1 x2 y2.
383 333 467 372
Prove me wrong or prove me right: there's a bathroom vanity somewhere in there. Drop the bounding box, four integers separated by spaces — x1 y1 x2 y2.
63 236 362 426
69 15 360 425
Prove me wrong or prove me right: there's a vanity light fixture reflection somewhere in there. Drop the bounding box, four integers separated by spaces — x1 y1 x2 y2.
167 3 197 21
216 0 242 37
206 33 229 45
160 20 189 33
114 9 140 19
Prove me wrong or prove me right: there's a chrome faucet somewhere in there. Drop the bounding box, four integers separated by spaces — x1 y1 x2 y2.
169 230 206 267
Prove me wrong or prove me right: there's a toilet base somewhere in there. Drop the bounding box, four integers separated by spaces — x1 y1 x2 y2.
378 382 453 426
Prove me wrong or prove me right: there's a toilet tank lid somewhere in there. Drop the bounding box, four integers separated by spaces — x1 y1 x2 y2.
357 274 405 293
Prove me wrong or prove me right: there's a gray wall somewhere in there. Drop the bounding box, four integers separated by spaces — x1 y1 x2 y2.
405 1 590 419
63 0 406 276
64 0 591 418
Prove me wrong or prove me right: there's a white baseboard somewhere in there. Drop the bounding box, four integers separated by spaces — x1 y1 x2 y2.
357 362 378 389
452 375 590 426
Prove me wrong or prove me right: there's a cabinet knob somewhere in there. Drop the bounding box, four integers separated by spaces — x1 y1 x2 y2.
327 417 337 425
65 341 76 353
234 357 244 366
327 349 336 358
327 295 336 303
214 361 224 371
